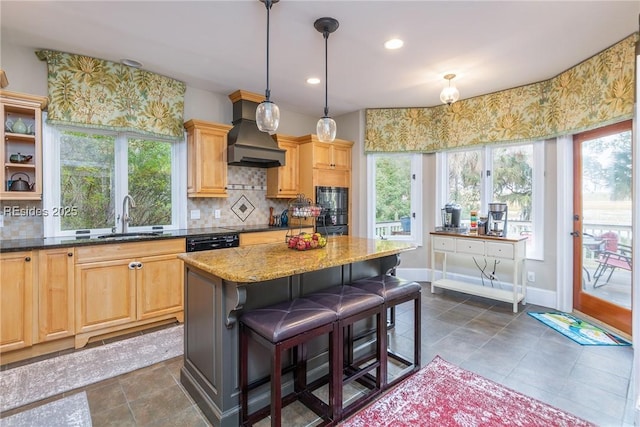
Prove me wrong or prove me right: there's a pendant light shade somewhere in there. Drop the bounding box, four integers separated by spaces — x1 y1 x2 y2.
256 0 280 134
314 17 339 142
440 73 460 105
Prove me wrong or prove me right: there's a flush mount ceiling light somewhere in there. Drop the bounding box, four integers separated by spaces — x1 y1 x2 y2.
256 0 280 134
314 16 339 143
306 77 321 85
384 38 404 50
440 73 460 105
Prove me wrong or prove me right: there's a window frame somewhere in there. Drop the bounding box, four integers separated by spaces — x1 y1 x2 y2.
436 141 545 260
367 153 423 246
42 117 187 238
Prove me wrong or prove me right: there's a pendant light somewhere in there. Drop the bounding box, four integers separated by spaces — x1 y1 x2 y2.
256 0 280 134
314 17 339 142
440 73 460 105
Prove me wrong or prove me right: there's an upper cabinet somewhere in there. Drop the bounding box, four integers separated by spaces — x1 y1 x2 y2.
298 135 352 171
1 90 48 201
266 134 300 199
185 119 232 198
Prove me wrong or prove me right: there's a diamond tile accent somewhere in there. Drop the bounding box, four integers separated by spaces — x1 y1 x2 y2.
231 194 255 222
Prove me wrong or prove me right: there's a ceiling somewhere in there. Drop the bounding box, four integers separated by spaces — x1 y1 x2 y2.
1 1 639 117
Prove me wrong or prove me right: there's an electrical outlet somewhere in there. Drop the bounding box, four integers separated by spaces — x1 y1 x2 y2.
214 209 221 219
190 209 201 220
527 271 535 283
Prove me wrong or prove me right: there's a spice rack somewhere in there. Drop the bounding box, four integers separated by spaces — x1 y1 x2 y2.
1 91 48 200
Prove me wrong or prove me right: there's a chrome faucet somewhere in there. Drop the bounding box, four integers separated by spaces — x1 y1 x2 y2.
121 194 136 233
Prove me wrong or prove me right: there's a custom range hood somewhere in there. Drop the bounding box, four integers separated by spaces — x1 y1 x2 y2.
227 90 286 168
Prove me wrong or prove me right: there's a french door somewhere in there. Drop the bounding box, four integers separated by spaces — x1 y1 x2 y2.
572 120 632 335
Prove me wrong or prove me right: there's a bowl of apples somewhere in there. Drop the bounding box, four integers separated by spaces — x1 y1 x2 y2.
287 232 327 251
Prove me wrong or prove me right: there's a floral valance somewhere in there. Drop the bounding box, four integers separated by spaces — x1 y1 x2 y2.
365 32 638 153
36 50 185 140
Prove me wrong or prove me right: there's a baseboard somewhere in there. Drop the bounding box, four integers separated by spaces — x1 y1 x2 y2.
396 267 556 310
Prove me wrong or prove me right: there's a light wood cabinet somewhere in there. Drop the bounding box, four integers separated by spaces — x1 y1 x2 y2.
38 248 75 342
239 227 313 246
266 134 300 198
185 119 232 198
1 251 35 352
74 239 185 347
299 136 351 170
0 91 48 201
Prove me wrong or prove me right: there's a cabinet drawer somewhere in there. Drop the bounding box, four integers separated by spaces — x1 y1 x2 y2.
455 239 485 255
486 242 514 259
432 237 455 252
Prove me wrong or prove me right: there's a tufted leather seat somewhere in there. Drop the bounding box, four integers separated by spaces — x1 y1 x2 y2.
240 298 338 426
304 285 385 420
349 274 421 389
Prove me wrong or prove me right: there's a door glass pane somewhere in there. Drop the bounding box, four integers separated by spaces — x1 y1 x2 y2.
374 155 412 237
492 145 533 242
581 130 632 309
128 138 172 227
59 131 115 230
447 150 481 222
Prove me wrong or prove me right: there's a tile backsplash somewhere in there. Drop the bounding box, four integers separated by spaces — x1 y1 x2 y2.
1 166 294 241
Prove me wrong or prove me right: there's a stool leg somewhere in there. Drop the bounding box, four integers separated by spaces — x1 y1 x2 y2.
377 308 387 390
240 323 249 425
413 293 421 372
334 323 344 421
294 344 307 393
271 344 282 427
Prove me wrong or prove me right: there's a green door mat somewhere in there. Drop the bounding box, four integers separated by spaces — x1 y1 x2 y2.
528 312 631 346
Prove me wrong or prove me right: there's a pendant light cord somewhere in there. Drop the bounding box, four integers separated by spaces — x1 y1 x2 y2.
265 0 272 102
323 30 329 118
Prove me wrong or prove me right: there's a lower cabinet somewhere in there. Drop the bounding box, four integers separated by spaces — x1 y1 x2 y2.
0 251 35 353
74 239 185 348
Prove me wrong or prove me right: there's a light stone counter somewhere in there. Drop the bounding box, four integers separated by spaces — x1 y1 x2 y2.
178 235 416 283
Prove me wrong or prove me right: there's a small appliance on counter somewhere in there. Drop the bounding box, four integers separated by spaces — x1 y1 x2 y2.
436 203 466 232
486 202 508 237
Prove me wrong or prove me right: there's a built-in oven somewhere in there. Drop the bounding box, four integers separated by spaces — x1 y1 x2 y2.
316 186 348 235
186 233 239 252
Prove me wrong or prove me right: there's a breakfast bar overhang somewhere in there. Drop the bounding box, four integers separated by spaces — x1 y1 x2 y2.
178 236 416 427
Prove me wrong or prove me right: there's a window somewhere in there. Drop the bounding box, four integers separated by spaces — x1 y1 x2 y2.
43 122 186 237
437 142 544 259
367 154 422 244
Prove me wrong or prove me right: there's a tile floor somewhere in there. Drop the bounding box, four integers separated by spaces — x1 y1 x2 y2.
0 282 635 427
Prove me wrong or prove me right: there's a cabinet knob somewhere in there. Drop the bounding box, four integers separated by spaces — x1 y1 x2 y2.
137 262 143 269
25 256 31 262
67 252 73 257
128 262 136 270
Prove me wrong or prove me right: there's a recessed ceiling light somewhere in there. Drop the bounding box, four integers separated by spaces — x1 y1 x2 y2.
121 58 142 68
384 38 404 50
306 77 321 85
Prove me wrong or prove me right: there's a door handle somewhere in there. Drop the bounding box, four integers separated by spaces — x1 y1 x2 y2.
570 231 580 237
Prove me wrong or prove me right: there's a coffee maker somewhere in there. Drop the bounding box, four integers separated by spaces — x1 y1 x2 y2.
441 203 462 229
487 202 508 237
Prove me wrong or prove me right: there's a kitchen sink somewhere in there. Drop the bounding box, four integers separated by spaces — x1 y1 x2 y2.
97 232 163 240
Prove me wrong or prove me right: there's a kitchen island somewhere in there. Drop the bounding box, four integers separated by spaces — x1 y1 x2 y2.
178 236 416 427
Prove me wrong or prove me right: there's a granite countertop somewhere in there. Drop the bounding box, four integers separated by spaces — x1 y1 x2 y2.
430 230 528 243
0 225 292 253
179 235 416 283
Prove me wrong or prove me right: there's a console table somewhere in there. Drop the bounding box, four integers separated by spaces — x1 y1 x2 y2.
430 231 527 313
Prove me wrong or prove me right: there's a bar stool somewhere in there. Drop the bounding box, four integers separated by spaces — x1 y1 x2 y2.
349 274 421 389
239 298 338 426
304 285 385 420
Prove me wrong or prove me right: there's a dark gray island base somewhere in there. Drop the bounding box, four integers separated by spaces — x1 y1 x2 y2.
178 236 415 427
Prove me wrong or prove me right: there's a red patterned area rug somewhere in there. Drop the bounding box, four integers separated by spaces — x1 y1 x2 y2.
341 356 595 427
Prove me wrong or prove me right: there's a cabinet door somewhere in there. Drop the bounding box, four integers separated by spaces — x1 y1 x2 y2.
314 169 350 188
38 248 75 342
312 141 333 169
137 254 183 320
1 251 34 352
186 120 231 198
331 144 352 170
267 137 299 198
75 259 136 333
